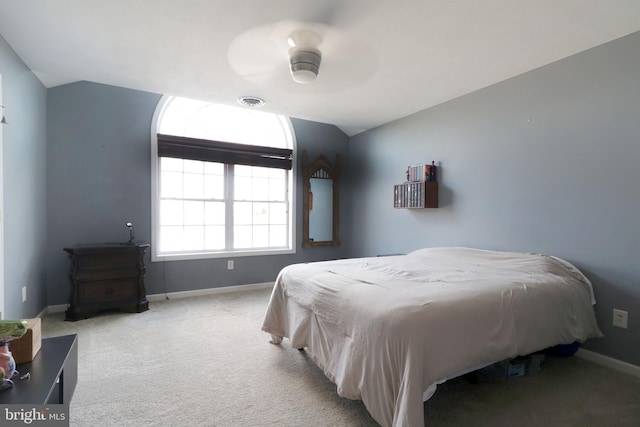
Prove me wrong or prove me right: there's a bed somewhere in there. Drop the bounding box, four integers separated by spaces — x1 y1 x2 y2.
261 247 603 426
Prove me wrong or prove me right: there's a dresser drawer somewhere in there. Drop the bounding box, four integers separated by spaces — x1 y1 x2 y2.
75 267 140 281
77 252 138 270
77 279 138 304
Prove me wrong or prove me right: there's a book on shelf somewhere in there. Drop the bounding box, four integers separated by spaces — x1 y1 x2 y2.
406 162 437 183
394 182 428 208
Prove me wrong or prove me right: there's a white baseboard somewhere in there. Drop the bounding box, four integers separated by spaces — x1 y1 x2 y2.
146 281 274 301
45 282 274 314
35 306 49 318
576 348 640 378
47 304 68 314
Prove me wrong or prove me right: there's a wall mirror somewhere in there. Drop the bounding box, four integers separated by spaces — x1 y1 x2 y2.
302 150 340 247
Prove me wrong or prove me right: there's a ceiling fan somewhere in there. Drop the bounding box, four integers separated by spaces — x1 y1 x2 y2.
227 2 377 89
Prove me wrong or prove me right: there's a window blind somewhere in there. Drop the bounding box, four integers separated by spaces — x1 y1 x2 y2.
157 133 293 170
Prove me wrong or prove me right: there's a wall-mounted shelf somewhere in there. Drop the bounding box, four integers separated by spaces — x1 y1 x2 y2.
394 163 439 209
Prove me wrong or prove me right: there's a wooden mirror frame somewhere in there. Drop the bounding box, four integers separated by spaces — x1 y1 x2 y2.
302 151 340 247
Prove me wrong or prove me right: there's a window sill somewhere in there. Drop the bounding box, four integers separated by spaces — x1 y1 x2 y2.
152 248 296 262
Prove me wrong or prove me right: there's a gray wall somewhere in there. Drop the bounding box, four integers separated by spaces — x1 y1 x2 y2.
346 31 640 366
0 35 48 319
46 82 349 306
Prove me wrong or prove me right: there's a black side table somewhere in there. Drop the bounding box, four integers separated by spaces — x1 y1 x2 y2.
0 334 78 404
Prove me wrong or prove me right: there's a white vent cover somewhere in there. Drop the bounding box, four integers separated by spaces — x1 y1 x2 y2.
237 96 265 107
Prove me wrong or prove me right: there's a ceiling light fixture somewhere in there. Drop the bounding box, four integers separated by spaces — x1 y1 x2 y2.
237 96 265 107
288 30 322 84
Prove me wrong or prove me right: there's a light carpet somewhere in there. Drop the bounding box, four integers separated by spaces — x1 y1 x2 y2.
40 288 640 426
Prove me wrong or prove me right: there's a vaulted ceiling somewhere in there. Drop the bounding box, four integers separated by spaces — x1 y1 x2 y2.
1 1 639 136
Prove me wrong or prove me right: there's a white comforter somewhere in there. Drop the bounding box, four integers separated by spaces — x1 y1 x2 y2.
261 247 602 427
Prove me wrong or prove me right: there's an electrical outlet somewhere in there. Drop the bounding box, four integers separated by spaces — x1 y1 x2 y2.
612 309 628 329
227 260 234 270
22 286 27 303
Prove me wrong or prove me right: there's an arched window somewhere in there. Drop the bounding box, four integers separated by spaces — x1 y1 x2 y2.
151 96 295 261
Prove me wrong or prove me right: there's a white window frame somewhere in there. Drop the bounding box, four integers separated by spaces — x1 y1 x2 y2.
150 95 296 262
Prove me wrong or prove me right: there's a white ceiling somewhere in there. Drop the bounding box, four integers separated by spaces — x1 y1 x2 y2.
1 1 639 136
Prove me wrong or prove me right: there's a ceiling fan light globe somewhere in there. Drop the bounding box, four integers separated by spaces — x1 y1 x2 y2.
291 67 318 84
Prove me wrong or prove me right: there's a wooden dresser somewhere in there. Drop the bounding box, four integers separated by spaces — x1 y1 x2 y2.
63 244 150 321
